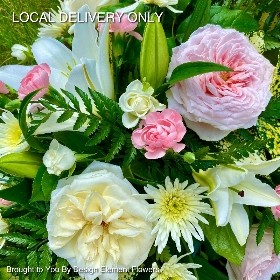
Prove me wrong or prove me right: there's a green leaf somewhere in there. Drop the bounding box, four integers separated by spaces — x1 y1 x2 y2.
201 216 245 265
274 220 280 255
27 251 38 280
123 146 137 168
257 209 274 244
53 258 69 280
105 133 126 162
183 0 211 41
73 113 88 130
61 89 80 110
140 14 169 89
0 179 31 204
167 62 232 86
41 170 59 201
31 166 46 202
210 6 258 32
0 152 42 179
0 233 37 248
86 122 111 146
260 96 280 119
84 118 100 136
75 87 93 113
9 216 46 235
38 247 52 280
193 256 228 280
57 110 75 123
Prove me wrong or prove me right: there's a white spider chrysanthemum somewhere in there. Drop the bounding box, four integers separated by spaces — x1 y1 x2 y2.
151 254 201 280
144 177 213 253
38 8 70 38
0 111 29 156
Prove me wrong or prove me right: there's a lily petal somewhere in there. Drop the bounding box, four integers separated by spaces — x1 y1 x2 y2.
208 188 232 226
229 204 249 246
72 5 98 61
237 157 280 176
0 65 33 90
231 173 280 207
32 37 77 74
49 68 69 92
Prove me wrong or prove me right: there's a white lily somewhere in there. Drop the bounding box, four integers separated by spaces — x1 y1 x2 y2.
193 158 280 246
0 5 114 134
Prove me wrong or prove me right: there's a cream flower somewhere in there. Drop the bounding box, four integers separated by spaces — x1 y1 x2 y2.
151 254 201 280
0 214 8 248
0 111 29 156
119 80 165 128
47 161 154 280
11 44 29 61
43 139 76 176
144 177 213 253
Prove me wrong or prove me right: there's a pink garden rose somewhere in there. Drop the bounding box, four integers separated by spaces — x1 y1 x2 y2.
226 226 280 280
167 24 274 141
0 81 9 94
131 109 186 159
18 63 51 100
272 185 280 220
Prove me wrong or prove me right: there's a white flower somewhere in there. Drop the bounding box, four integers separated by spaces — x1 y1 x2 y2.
118 0 182 13
38 8 70 38
47 161 155 280
11 44 29 61
193 158 280 246
119 80 165 128
43 139 75 176
144 177 213 253
0 214 8 248
151 254 201 280
0 111 29 156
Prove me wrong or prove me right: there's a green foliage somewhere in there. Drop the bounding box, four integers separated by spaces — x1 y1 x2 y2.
273 220 280 255
210 6 258 32
201 216 245 265
256 209 274 245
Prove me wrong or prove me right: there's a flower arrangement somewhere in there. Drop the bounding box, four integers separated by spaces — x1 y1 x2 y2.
0 0 280 279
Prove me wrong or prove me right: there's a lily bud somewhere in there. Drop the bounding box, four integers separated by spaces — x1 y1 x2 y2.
140 14 169 89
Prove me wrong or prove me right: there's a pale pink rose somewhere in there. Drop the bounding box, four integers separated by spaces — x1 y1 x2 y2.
167 24 274 141
18 63 51 100
226 226 280 280
272 185 280 220
0 81 9 94
99 13 142 40
131 109 186 159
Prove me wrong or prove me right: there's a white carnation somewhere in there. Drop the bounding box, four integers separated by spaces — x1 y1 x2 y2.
43 139 75 176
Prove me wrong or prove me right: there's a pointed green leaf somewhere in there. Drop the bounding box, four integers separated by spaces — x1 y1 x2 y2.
57 110 75 123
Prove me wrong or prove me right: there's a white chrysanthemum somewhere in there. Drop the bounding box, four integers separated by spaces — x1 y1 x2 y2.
151 254 201 280
144 177 213 253
0 111 29 156
38 8 70 38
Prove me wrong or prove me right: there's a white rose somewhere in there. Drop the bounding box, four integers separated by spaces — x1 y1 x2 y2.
0 214 8 248
11 44 28 61
47 161 155 280
119 80 166 128
43 139 76 176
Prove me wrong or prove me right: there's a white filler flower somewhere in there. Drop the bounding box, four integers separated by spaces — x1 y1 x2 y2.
11 44 29 61
144 177 213 253
0 111 29 156
43 139 75 176
47 161 154 280
119 80 165 128
151 254 201 280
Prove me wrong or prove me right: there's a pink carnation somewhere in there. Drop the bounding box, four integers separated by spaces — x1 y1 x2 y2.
18 63 51 100
0 81 9 94
131 109 186 159
167 24 274 141
271 185 280 220
226 226 280 280
99 13 142 40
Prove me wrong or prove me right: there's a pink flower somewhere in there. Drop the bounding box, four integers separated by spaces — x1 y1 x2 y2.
131 109 186 159
18 63 51 100
272 185 280 220
0 198 12 207
167 24 274 141
99 13 142 40
226 226 280 280
0 81 9 94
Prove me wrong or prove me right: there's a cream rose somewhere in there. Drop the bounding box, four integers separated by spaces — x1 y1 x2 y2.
47 161 154 280
119 80 165 128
